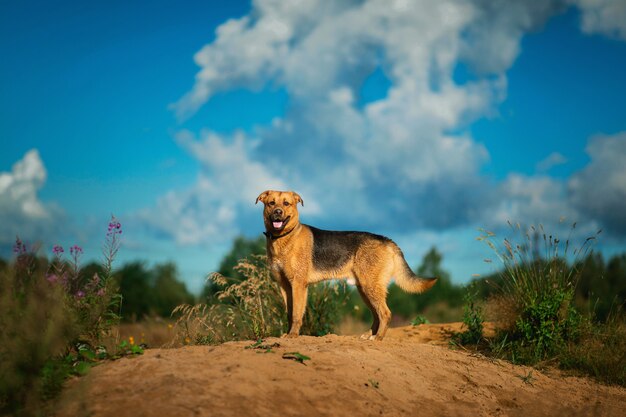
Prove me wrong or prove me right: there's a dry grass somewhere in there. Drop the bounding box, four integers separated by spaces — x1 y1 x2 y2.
560 314 626 386
484 294 520 331
172 255 353 345
172 255 287 345
421 301 464 324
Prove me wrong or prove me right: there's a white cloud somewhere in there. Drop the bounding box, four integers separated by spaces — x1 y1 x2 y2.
459 1 568 74
0 150 62 247
155 0 625 244
139 130 288 245
536 152 568 172
575 0 626 40
170 0 537 231
569 132 626 234
486 173 578 229
484 133 626 237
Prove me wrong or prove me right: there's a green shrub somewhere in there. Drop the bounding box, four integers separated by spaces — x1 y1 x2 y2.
410 315 430 326
453 288 485 346
508 289 582 362
478 222 599 364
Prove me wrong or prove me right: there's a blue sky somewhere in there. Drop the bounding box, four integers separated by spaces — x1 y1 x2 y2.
2 0 626 293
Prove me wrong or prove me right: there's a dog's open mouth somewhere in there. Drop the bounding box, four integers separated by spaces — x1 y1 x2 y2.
270 216 290 231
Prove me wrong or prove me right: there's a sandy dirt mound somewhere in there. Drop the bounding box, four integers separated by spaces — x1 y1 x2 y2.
56 323 625 417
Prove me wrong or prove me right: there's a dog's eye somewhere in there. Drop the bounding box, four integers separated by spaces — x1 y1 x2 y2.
283 201 291 206
269 201 276 206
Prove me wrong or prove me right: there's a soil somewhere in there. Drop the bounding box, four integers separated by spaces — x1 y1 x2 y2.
55 323 626 417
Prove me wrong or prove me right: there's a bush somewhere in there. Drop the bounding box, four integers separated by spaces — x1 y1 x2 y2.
453 288 485 346
476 223 598 363
173 255 352 344
0 217 125 415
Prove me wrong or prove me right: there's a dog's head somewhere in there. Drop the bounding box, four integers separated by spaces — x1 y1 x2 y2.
255 190 303 236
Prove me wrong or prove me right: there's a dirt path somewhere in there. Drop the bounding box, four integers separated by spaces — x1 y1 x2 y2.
55 324 625 417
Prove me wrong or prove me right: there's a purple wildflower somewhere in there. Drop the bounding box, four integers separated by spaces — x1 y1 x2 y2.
13 237 27 255
70 245 83 256
107 219 123 237
76 290 85 298
46 274 59 284
53 245 64 256
96 288 106 297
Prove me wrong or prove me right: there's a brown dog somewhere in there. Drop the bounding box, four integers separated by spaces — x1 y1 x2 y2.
256 190 437 340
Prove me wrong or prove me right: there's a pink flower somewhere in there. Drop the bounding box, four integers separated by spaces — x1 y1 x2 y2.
70 245 83 255
13 237 27 255
107 218 122 236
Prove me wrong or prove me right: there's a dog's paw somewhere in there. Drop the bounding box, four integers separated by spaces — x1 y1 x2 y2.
283 333 299 339
359 331 372 340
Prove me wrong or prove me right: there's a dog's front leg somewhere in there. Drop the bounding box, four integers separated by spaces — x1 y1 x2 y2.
285 282 307 338
276 276 292 332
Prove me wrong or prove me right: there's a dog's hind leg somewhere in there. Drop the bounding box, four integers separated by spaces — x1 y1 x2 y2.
356 284 379 339
356 278 391 341
367 284 391 341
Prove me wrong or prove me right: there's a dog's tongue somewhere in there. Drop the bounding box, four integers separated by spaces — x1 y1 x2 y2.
273 221 283 229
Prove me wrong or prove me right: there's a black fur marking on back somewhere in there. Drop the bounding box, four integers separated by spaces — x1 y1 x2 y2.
308 225 391 271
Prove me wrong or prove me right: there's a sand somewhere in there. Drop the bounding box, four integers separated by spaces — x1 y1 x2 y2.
55 323 626 417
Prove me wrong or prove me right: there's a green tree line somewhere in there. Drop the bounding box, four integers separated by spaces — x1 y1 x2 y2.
2 235 623 323
0 258 195 322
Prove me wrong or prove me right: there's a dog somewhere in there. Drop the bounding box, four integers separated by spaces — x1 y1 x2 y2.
256 190 437 341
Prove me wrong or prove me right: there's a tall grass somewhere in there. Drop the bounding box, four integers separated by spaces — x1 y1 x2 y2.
465 222 625 386
477 222 599 363
172 255 352 344
479 223 598 308
0 255 77 414
0 217 125 415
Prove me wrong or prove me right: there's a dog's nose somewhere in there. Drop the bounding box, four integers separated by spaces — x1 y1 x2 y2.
274 208 283 216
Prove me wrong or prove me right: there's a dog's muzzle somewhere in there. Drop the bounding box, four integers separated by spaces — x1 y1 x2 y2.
269 209 290 231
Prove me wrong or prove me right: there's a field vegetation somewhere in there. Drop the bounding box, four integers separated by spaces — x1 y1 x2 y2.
1 220 625 415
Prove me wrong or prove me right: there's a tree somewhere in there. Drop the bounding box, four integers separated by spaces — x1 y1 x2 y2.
116 262 154 321
115 261 195 321
414 247 463 310
152 263 195 317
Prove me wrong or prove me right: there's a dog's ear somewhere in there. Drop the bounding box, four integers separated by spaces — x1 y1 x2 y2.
292 192 304 207
256 190 271 205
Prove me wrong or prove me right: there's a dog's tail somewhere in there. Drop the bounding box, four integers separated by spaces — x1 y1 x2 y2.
392 246 438 294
